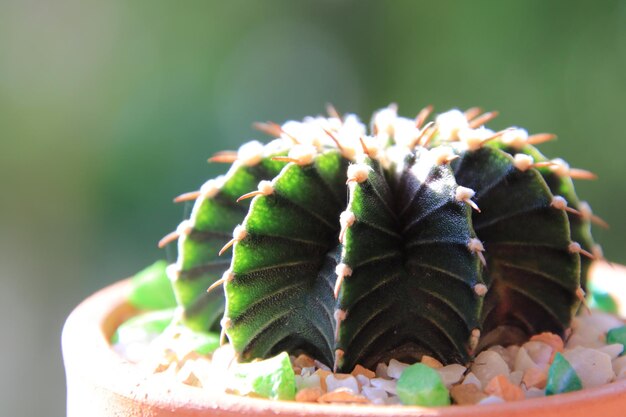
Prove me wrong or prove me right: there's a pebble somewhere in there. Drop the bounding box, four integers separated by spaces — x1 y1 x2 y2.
326 374 359 393
361 386 388 403
462 372 482 389
438 364 467 387
597 343 624 360
562 346 614 388
522 367 547 389
450 384 487 405
514 347 538 373
296 387 323 402
375 363 389 379
522 341 553 368
370 378 397 394
484 375 524 401
387 359 409 379
421 355 444 369
472 350 510 388
478 395 506 405
317 388 369 404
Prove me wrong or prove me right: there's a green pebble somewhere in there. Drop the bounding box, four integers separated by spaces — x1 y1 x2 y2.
397 363 450 407
112 308 175 344
128 260 177 310
607 326 626 356
588 285 619 315
231 352 296 400
545 352 583 396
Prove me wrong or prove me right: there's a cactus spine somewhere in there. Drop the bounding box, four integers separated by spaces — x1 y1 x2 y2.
162 105 603 372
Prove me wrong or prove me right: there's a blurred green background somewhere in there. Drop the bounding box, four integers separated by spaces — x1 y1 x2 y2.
1 0 625 415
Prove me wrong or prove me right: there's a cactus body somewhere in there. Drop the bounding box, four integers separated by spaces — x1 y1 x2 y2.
164 106 601 372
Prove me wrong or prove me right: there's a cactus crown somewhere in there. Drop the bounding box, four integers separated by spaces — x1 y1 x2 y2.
162 105 601 373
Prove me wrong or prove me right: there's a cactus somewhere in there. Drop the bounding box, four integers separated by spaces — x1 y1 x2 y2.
160 105 605 373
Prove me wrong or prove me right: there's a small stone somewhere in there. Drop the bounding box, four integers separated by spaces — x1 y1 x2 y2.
295 373 321 391
384 396 402 405
514 347 538 373
314 360 331 372
421 355 444 369
598 343 624 360
563 346 614 388
437 364 467 387
606 326 626 354
530 332 564 355
351 364 376 379
361 386 388 403
375 363 389 379
355 374 371 388
387 359 410 379
525 387 545 398
462 372 482 389
317 388 369 404
450 383 487 405
472 350 510 388
545 353 583 395
484 375 525 401
314 369 331 391
612 355 626 375
522 367 547 389
478 395 506 405
326 373 359 394
296 387 324 402
509 370 523 386
294 354 316 368
487 346 513 370
522 341 553 368
370 378 397 394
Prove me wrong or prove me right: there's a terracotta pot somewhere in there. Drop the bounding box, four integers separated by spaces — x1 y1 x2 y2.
63 261 626 417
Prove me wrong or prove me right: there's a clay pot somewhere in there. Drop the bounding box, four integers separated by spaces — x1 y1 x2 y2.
62 261 626 417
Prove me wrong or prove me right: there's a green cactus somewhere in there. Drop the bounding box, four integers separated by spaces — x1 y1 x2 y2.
160 105 604 372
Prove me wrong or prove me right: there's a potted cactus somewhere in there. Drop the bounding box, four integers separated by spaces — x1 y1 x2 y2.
63 105 626 416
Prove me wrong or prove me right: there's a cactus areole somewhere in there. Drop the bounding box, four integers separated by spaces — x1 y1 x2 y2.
161 105 602 373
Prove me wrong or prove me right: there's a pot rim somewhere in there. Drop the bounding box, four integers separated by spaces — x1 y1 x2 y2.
62 261 626 417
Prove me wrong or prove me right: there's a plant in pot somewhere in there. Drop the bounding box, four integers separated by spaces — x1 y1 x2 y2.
62 105 626 416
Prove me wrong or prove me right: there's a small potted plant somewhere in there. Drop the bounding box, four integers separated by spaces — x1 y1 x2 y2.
63 105 626 416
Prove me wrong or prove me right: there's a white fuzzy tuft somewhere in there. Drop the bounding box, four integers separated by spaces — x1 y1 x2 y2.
435 109 469 141
237 141 265 166
334 309 347 322
568 241 582 254
430 146 456 165
200 179 220 198
221 269 235 284
458 127 494 151
335 263 353 278
176 220 194 236
550 158 570 177
500 128 528 149
257 180 274 196
474 284 488 296
467 238 485 253
166 264 180 281
220 317 232 329
372 105 398 136
456 186 476 202
551 196 569 210
288 144 318 165
232 225 248 241
513 153 534 171
347 163 372 183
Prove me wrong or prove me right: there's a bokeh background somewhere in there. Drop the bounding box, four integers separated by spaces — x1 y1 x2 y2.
1 0 625 415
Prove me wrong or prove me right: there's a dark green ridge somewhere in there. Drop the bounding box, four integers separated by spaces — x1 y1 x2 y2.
337 154 482 370
224 150 349 366
174 151 288 332
451 146 580 344
494 142 595 290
